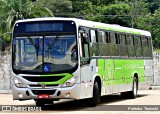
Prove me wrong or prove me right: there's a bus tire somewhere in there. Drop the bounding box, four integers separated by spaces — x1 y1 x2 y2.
121 77 138 99
129 77 138 99
89 81 100 107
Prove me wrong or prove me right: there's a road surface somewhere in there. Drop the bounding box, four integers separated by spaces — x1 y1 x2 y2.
0 89 160 114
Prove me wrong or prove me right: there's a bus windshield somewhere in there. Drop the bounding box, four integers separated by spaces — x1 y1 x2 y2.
12 35 78 74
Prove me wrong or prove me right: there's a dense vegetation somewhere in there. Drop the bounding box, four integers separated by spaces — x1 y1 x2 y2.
0 0 159 49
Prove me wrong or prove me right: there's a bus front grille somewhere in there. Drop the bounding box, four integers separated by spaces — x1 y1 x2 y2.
22 76 65 82
31 90 56 95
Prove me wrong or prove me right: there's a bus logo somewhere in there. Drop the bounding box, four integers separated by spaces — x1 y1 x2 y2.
41 83 45 88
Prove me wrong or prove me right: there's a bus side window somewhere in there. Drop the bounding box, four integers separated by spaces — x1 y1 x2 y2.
119 34 128 57
98 31 109 56
142 37 151 57
110 32 119 44
98 31 105 43
105 32 110 56
90 30 99 56
127 35 135 57
105 32 110 43
134 35 143 57
110 32 116 44
110 32 119 56
90 30 97 43
148 37 153 57
81 33 89 58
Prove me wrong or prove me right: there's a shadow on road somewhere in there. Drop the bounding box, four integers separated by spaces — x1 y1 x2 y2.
100 94 148 104
38 94 149 111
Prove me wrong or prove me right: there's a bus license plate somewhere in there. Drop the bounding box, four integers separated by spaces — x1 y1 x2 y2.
38 94 49 99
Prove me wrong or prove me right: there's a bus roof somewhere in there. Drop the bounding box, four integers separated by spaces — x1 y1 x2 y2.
15 17 151 37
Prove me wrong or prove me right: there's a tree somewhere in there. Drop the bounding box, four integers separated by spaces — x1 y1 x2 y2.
0 0 53 34
36 0 73 17
129 0 149 28
150 9 160 48
145 0 160 14
0 0 159 48
101 2 131 27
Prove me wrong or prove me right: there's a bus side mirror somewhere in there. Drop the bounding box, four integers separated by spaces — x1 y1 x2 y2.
79 30 85 34
83 33 88 37
79 29 89 43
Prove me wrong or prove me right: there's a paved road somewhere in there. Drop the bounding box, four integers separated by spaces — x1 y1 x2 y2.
0 89 160 114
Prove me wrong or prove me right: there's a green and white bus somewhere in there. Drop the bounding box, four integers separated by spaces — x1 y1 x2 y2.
11 17 154 106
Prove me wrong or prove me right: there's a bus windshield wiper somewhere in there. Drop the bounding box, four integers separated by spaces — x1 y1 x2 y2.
28 37 37 50
48 35 60 49
27 37 39 59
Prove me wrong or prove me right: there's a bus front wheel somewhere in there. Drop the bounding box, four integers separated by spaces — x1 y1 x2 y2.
89 81 100 107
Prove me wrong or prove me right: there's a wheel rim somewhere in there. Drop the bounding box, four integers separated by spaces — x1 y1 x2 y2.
133 79 137 96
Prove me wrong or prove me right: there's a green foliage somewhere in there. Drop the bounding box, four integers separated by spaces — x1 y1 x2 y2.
101 2 131 26
150 9 160 48
135 8 160 48
3 34 11 44
0 0 159 48
70 0 160 49
36 0 72 17
146 0 160 13
0 0 53 34
0 0 53 43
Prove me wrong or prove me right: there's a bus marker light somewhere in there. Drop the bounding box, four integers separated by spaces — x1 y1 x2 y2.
41 83 45 88
90 80 92 87
65 92 70 97
18 93 23 98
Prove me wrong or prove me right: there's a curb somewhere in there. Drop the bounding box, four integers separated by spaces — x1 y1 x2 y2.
149 86 160 90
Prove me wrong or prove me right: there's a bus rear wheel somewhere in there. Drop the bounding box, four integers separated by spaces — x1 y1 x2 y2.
130 77 138 98
121 77 138 99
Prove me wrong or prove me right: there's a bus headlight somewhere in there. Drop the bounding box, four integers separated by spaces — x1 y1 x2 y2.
62 75 79 87
13 78 26 88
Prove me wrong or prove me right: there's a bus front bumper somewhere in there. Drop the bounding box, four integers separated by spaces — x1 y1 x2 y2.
12 84 81 100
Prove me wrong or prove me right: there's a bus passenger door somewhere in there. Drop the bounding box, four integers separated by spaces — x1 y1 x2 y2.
79 32 92 99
